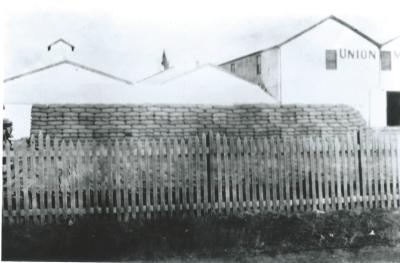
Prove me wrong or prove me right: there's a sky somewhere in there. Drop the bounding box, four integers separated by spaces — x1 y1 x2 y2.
2 0 400 83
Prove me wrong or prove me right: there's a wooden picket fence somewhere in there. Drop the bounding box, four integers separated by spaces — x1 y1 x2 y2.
2 131 400 224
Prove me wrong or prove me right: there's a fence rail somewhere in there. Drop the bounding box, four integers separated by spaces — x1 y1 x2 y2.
2 132 400 224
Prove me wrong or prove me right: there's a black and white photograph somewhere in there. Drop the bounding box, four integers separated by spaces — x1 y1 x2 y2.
1 1 400 262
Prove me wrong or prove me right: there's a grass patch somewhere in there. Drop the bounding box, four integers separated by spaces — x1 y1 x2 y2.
2 209 400 261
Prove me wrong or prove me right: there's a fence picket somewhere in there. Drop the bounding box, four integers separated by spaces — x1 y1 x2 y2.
151 139 158 218
230 137 238 214
257 138 265 213
264 137 271 212
130 139 137 219
216 134 223 213
209 132 216 213
159 138 166 218
372 135 379 208
303 137 311 211
237 138 244 212
321 137 330 211
250 138 258 212
277 138 285 212
270 137 278 211
378 136 386 208
290 137 297 212
166 139 173 216
195 136 202 217
392 135 399 208
346 134 355 209
173 139 180 215
365 133 373 209
76 140 84 219
384 136 392 209
188 137 195 217
328 137 336 211
315 137 324 210
396 135 400 207
21 140 29 223
202 134 209 214
5 141 14 224
359 132 368 209
223 135 231 214
243 137 251 211
283 137 291 213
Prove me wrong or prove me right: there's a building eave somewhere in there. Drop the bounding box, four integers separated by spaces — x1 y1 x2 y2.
219 15 380 66
4 60 133 85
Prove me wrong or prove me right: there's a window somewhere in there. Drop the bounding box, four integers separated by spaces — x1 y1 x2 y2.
230 63 235 73
256 55 261 74
325 50 337 70
381 51 392 71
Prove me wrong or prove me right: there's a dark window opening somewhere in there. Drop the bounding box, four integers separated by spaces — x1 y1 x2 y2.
230 63 235 73
325 50 337 70
387 92 400 126
256 55 261 74
381 51 392 71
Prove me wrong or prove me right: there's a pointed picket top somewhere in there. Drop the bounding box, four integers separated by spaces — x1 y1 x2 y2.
45 134 51 148
77 139 83 157
38 132 44 149
60 138 66 149
195 135 200 151
121 138 128 157
67 138 75 151
236 136 243 152
151 138 157 157
179 136 186 156
222 135 229 153
173 137 180 155
243 136 249 153
114 138 120 161
159 137 164 156
250 136 257 155
262 136 269 150
29 133 36 149
144 138 150 156
208 130 214 139
201 133 207 154
5 137 11 152
187 136 193 157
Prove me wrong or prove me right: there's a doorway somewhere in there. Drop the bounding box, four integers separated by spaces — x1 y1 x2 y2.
387 91 400 126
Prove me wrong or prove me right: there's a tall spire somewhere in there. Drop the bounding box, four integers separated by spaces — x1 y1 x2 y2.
161 50 170 70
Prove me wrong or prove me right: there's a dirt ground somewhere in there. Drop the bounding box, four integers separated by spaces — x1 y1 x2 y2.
2 210 400 262
153 245 400 263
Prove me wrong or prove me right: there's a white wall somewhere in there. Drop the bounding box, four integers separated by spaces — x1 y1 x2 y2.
261 48 280 99
3 104 32 139
280 19 382 126
381 38 400 92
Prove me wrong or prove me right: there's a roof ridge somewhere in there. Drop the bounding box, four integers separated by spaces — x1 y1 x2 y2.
381 34 400 47
136 67 176 83
4 59 133 85
219 15 380 65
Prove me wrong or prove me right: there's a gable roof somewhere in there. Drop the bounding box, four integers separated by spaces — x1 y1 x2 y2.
220 15 380 65
4 59 133 85
381 35 400 47
135 63 277 104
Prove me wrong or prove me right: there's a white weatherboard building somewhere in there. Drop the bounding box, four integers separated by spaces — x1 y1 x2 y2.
220 16 399 127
